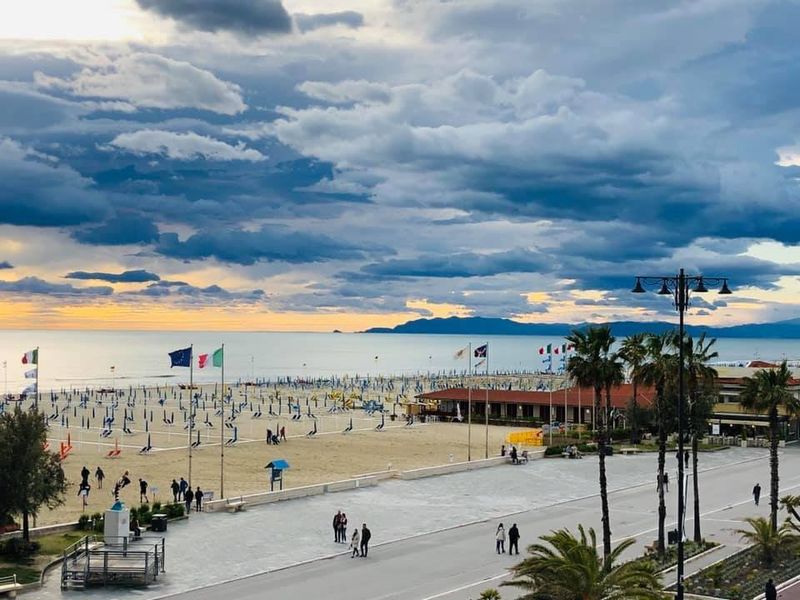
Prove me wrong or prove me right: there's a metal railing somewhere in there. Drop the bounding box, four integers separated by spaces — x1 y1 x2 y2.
0 574 17 587
61 534 166 589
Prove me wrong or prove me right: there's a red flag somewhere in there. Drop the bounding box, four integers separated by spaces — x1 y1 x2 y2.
198 354 209 369
538 347 545 355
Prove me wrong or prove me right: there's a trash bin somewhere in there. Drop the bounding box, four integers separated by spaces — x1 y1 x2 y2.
390 414 396 421
150 513 168 533
667 529 678 545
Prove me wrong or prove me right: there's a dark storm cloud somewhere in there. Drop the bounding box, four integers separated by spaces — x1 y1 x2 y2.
72 215 160 246
65 270 161 283
154 225 378 265
135 0 292 35
295 11 364 33
360 249 550 279
0 277 112 296
126 282 265 302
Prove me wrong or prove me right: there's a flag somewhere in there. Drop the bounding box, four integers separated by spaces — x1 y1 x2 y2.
24 368 37 379
198 354 209 369
553 345 560 355
21 349 38 365
212 347 224 368
169 347 192 368
538 344 553 355
22 383 37 395
474 344 487 358
454 346 468 360
474 358 486 369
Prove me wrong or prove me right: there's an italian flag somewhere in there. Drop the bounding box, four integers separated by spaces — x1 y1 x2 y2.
538 344 552 355
212 347 224 368
21 349 38 365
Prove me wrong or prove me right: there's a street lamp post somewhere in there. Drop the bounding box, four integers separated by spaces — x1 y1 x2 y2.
632 269 731 600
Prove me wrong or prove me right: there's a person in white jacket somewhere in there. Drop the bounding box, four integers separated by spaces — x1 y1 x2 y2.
350 528 361 558
495 523 506 554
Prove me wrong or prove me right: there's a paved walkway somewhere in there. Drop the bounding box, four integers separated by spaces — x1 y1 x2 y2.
39 446 796 600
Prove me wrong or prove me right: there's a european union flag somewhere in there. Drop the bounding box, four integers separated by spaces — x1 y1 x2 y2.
169 347 192 368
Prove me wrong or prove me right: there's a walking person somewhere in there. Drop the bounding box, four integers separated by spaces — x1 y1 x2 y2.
195 486 204 512
139 478 149 503
495 523 506 554
81 465 90 486
350 528 361 558
280 426 286 442
664 472 669 493
360 523 371 557
184 487 194 514
179 477 188 501
333 511 342 543
95 466 105 489
78 481 90 510
753 483 762 506
340 512 348 544
171 479 180 503
684 450 690 469
508 523 520 555
765 578 777 600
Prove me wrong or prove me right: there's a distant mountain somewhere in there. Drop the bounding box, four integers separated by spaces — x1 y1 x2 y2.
363 316 800 338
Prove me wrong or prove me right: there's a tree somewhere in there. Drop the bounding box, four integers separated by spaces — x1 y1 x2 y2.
735 517 800 566
620 333 649 444
639 332 678 556
566 325 617 559
740 362 800 531
681 332 718 542
0 407 67 541
503 525 664 600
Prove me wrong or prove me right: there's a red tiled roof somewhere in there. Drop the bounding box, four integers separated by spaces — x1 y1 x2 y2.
417 384 653 409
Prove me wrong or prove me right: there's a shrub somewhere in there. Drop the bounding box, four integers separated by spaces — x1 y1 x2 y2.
91 513 103 533
77 515 90 531
139 503 150 515
163 503 184 519
0 537 40 559
544 445 564 456
577 443 597 453
152 501 161 512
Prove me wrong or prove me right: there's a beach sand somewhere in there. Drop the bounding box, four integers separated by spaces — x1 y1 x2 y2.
31 377 554 526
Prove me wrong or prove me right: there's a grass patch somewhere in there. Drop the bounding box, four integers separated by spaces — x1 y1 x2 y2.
0 565 40 584
630 540 718 572
36 532 87 556
682 544 800 600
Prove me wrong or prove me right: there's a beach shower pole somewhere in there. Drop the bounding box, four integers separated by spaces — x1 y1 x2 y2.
35 346 40 411
220 343 225 498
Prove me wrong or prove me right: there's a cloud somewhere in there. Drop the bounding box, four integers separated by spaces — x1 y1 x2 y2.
0 137 110 227
105 130 266 162
154 225 376 265
35 53 246 115
295 11 364 33
65 270 161 283
359 248 550 279
135 0 292 35
0 81 82 132
72 215 159 246
0 261 12 269
124 281 265 303
0 276 112 296
297 80 391 105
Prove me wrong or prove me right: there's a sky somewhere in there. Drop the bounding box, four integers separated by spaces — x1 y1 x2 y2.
1 0 800 331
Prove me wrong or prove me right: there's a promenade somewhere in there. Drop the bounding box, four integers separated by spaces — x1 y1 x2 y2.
39 446 791 600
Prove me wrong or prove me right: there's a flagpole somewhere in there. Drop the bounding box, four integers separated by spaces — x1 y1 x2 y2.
188 344 194 489
35 346 40 411
220 343 225 499
549 375 553 446
484 342 489 460
467 342 472 462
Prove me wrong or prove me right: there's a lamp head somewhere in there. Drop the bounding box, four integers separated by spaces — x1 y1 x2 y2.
631 278 645 294
657 281 671 295
693 277 708 293
719 280 732 295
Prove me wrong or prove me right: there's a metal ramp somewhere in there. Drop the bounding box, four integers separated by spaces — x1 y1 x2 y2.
61 535 165 590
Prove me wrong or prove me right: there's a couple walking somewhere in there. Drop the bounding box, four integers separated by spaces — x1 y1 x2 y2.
495 523 520 555
349 523 372 558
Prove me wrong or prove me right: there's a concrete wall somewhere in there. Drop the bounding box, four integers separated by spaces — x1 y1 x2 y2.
399 450 544 481
205 476 380 512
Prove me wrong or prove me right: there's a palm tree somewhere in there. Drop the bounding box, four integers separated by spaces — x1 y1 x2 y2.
639 332 677 556
619 333 648 444
735 516 800 565
567 325 617 559
503 525 664 600
681 333 718 542
740 362 800 531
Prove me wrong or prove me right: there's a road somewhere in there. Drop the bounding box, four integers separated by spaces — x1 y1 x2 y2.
160 447 800 600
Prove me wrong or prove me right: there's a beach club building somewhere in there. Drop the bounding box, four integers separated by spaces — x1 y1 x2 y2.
415 384 651 427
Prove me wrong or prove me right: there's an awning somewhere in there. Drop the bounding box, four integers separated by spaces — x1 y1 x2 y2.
266 459 290 470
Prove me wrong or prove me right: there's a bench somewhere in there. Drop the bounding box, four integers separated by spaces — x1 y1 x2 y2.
0 574 22 598
225 497 247 513
619 447 642 455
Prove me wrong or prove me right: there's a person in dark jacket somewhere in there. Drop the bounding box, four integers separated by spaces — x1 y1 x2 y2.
184 487 194 514
765 578 777 600
339 512 348 544
333 511 342 542
171 479 180 502
754 483 762 506
95 466 105 489
195 486 204 512
139 478 149 503
508 523 520 555
81 465 90 485
360 523 371 557
179 477 188 501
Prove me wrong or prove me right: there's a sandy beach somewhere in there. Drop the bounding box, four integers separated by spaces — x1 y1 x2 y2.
23 374 559 526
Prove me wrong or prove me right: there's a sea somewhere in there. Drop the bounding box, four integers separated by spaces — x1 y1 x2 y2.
1 330 799 393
